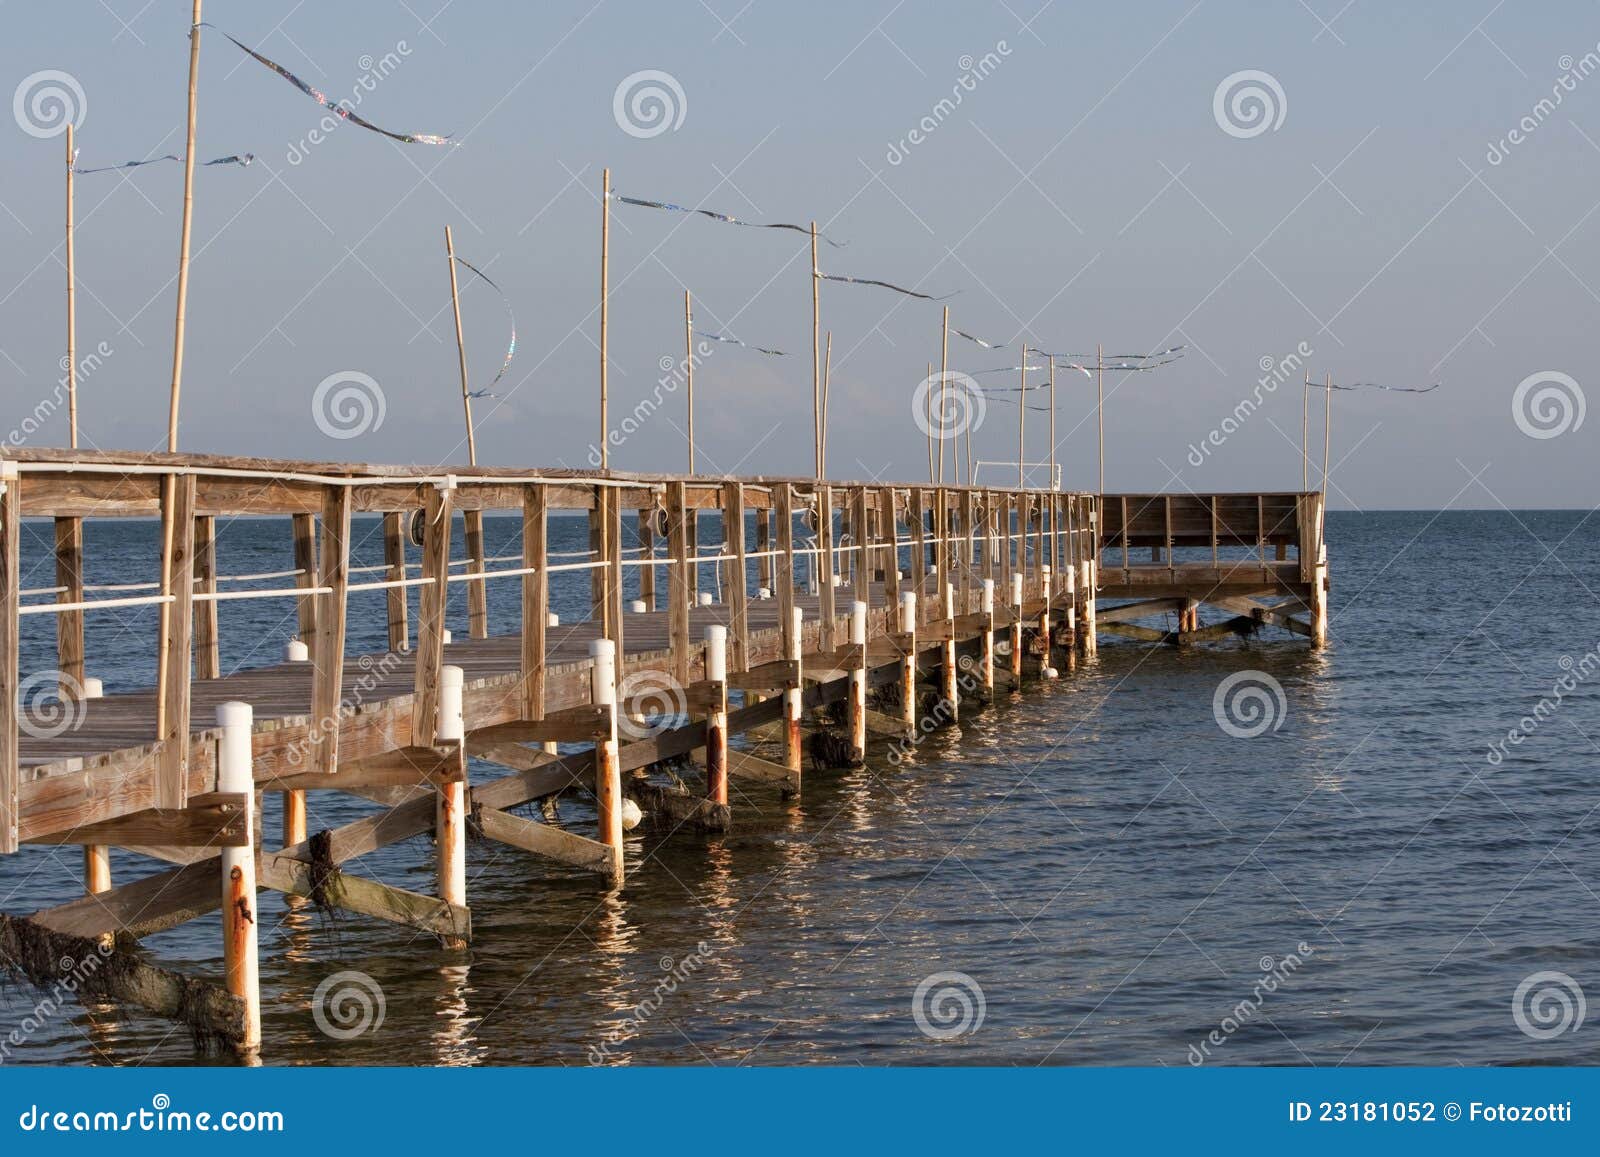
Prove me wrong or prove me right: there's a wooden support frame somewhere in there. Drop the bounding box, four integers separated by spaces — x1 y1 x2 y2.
156 473 196 810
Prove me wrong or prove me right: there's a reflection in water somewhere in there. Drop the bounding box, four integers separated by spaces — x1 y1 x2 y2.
430 963 482 1066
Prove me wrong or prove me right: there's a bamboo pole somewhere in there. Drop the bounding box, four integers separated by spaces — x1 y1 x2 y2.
599 167 610 470
1096 342 1104 497
939 306 949 485
810 221 820 479
926 361 934 484
65 123 76 449
1018 346 1027 489
1322 371 1332 497
444 226 477 466
1049 357 1057 491
684 289 694 473
167 1 203 452
1302 369 1310 490
821 331 832 477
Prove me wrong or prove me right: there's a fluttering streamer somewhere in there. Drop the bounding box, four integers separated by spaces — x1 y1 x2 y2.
202 25 454 147
612 194 845 247
694 330 787 356
71 152 255 173
452 255 516 397
818 273 954 301
951 327 1004 349
1335 380 1440 393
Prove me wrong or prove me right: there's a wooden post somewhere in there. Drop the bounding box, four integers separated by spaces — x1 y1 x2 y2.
382 512 408 651
725 482 748 671
960 490 975 609
1302 369 1310 491
776 485 803 779
1049 357 1057 491
908 488 925 615
821 331 833 477
1081 556 1098 657
157 474 196 810
940 581 959 719
638 508 656 611
412 480 455 743
65 123 77 447
521 484 548 722
53 517 84 698
846 600 868 760
292 512 318 649
1010 571 1024 682
310 486 351 777
590 639 625 884
852 487 870 606
444 225 478 465
605 486 624 673
463 508 487 640
899 590 917 737
216 700 260 1055
0 463 19 855
684 288 696 471
933 488 949 612
1018 347 1027 489
1096 342 1104 496
980 578 996 697
1039 565 1055 677
703 625 729 806
193 515 219 680
810 221 821 478
882 486 901 608
756 507 771 593
599 168 611 469
435 664 468 947
166 2 203 451
926 361 935 485
668 481 691 687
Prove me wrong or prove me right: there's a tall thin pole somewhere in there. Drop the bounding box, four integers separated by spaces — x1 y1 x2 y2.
684 289 695 473
1048 357 1057 491
65 122 76 449
443 226 476 466
166 1 203 452
810 221 821 479
1321 371 1332 497
926 361 935 483
821 331 833 478
1096 342 1104 496
1018 346 1027 489
599 167 611 470
939 306 949 485
1301 370 1310 490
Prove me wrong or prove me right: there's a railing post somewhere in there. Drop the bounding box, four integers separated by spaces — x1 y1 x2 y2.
637 507 656 612
703 624 729 806
776 486 804 781
755 507 771 593
216 700 260 1056
817 485 836 652
382 511 409 652
291 511 319 655
941 580 959 720
412 477 455 743
980 578 996 697
1081 554 1098 658
590 639 625 885
784 606 805 784
1010 571 1024 681
852 487 870 605
881 486 901 611
668 481 692 687
521 483 548 726
848 600 868 760
907 488 925 616
0 461 19 855
725 482 748 672
1039 564 1057 678
899 590 917 737
157 473 196 810
464 507 488 639
193 514 219 679
310 485 351 780
435 664 469 948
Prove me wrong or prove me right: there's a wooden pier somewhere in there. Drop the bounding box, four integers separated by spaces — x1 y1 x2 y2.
0 448 1327 1057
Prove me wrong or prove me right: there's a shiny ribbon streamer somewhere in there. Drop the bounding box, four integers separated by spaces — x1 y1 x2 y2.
951 327 1004 349
694 330 787 356
452 255 516 394
1039 344 1187 360
974 364 1050 376
1335 380 1440 393
72 152 255 173
819 272 953 300
202 24 454 147
612 194 845 247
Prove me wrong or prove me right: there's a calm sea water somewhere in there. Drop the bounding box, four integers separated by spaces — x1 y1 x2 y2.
3 509 1598 1067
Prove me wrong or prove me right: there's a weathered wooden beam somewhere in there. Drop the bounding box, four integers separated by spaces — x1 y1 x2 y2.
1206 595 1313 638
31 856 221 940
728 659 801 691
258 852 470 941
22 792 247 848
265 746 464 792
1099 621 1168 642
1096 597 1186 625
473 807 616 877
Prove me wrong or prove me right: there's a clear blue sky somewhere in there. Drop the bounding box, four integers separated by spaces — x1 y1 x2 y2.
3 1 1596 508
